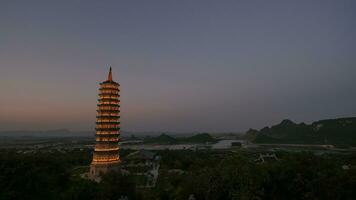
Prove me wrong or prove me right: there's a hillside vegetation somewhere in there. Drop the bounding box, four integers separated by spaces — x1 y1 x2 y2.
143 133 217 144
247 117 356 146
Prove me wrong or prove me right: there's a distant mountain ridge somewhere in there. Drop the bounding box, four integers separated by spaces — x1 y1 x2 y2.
246 117 356 146
143 133 218 144
0 130 146 138
0 129 88 137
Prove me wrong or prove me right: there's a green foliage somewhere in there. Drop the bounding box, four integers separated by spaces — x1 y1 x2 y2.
143 133 218 144
181 133 218 144
0 149 355 200
97 171 136 200
144 133 178 144
151 150 356 200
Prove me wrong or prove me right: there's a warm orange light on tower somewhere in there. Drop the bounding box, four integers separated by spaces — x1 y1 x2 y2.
89 67 121 179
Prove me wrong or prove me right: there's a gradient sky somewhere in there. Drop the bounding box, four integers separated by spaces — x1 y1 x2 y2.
1 0 356 132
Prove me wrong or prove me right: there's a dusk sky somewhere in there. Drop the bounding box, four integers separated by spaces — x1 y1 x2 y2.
1 0 356 132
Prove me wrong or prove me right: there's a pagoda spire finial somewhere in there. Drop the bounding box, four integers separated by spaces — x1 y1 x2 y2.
108 66 113 81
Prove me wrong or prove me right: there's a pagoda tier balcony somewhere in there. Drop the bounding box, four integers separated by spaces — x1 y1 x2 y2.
96 130 119 134
95 133 119 138
99 88 119 92
96 116 120 120
97 101 120 106
95 141 119 145
99 93 119 97
99 99 119 103
97 107 120 110
96 118 119 122
96 134 119 138
97 106 120 109
96 126 120 131
99 94 120 100
95 142 119 147
98 106 120 109
98 98 120 102
97 116 119 119
96 113 120 116
97 107 120 111
93 152 120 157
99 86 119 90
98 90 119 95
95 139 119 143
97 110 120 113
96 123 120 127
94 147 119 152
96 141 119 145
94 140 120 145
93 153 120 159
93 152 120 158
98 97 119 101
94 151 119 157
96 117 120 121
95 127 120 131
98 99 120 103
96 122 120 125
100 80 120 86
95 139 119 144
99 85 119 90
97 105 120 109
95 142 119 148
99 93 120 97
93 153 119 158
97 111 120 114
97 104 120 108
97 102 120 106
92 153 120 160
95 132 120 137
95 137 120 142
93 155 120 162
98 96 120 99
95 136 119 141
92 156 120 163
96 118 120 122
91 160 120 165
97 108 120 112
99 90 119 95
95 137 119 141
95 143 119 149
97 108 119 112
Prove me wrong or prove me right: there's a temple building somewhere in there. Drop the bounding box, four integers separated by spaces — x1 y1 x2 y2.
89 67 121 180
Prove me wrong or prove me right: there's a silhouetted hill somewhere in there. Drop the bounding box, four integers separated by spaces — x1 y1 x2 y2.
248 117 356 146
244 128 259 141
143 133 217 144
181 133 217 143
144 133 178 144
0 130 148 138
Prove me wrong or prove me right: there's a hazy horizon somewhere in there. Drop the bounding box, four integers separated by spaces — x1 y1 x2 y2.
1 1 356 132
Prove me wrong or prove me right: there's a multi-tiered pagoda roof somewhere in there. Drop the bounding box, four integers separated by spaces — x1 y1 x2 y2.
91 67 121 171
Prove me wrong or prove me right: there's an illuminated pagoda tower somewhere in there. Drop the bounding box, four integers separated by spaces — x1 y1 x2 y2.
90 67 121 180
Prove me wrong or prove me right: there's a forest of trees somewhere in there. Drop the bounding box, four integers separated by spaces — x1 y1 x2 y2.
0 149 355 200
